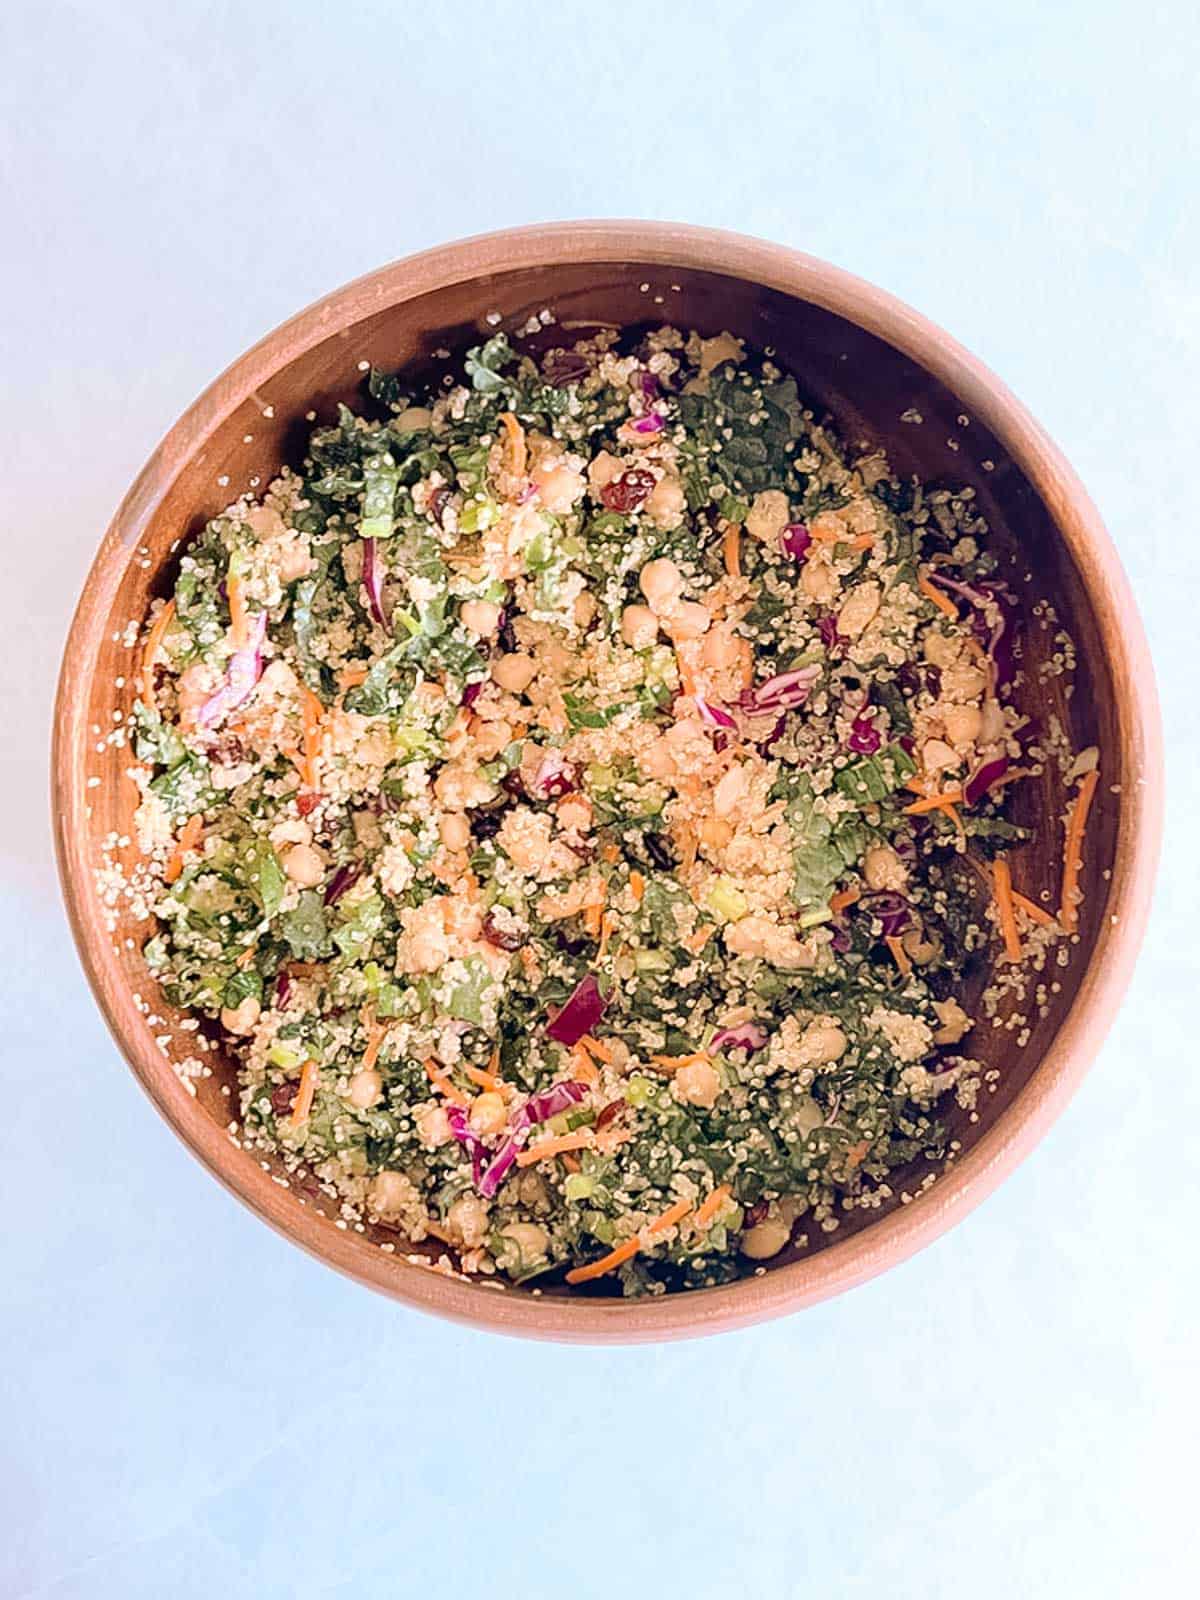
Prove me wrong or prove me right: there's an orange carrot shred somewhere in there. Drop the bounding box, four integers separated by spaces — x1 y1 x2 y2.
577 1034 614 1063
498 411 527 481
1059 767 1100 932
600 841 621 864
991 857 1024 961
338 665 369 689
693 1184 732 1229
903 789 965 815
846 1138 870 1168
565 1195 694 1284
570 1048 600 1085
227 573 250 651
1012 889 1056 928
829 887 861 913
918 572 959 620
487 1045 501 1075
629 869 646 904
289 1059 319 1125
235 944 258 970
515 1131 593 1167
598 912 616 960
140 598 176 714
648 1050 709 1071
463 1063 503 1092
885 934 912 976
424 1057 469 1107
723 522 741 578
163 813 203 884
560 1152 582 1174
683 923 715 955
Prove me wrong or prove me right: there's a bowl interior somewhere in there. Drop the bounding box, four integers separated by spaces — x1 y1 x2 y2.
61 249 1125 1327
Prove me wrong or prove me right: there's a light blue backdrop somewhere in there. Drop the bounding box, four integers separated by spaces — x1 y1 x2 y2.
3 3 1196 1596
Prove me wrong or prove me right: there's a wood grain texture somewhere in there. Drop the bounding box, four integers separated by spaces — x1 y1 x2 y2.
52 223 1162 1343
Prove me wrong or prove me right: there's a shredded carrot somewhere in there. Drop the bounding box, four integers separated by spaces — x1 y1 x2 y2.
648 1050 709 1072
723 522 741 578
565 1195 693 1285
829 887 861 913
903 789 965 815
487 1045 501 1075
628 869 646 904
600 841 621 864
338 665 369 689
463 1063 503 1092
1059 768 1099 932
598 912 617 960
905 776 928 796
560 1152 582 1174
675 646 698 698
498 411 527 480
941 800 967 847
235 944 258 970
1012 888 1056 928
577 1034 614 1064
683 923 715 955
163 813 203 884
299 687 324 791
289 1059 319 1125
678 823 698 874
140 598 176 714
516 1131 593 1167
424 1057 469 1107
227 573 250 650
846 1138 870 1168
885 934 912 977
570 1047 600 1085
849 533 876 551
918 572 959 620
991 857 1024 961
583 900 604 940
693 1184 732 1229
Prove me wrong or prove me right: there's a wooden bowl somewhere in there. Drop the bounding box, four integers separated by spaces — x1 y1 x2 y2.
53 223 1162 1342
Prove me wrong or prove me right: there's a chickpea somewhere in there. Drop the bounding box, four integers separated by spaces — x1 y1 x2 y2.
801 558 839 605
744 488 790 544
439 811 471 851
942 703 983 746
220 995 260 1035
740 1199 797 1261
700 816 734 851
469 1091 508 1136
837 581 882 640
499 1221 550 1263
902 928 939 965
639 557 684 612
621 604 660 650
533 463 586 514
713 763 749 817
347 1068 383 1109
491 652 538 694
370 1169 417 1221
447 1192 490 1248
673 1058 721 1108
516 1169 550 1211
556 794 593 833
644 474 686 529
922 738 959 775
433 763 497 811
573 591 597 629
471 719 514 761
283 843 326 888
587 450 622 492
666 600 711 641
800 1019 848 1065
923 631 962 669
933 998 973 1045
700 623 741 671
460 599 501 637
394 406 433 433
414 1103 452 1147
863 844 908 892
698 332 744 375
978 699 1006 743
942 660 988 702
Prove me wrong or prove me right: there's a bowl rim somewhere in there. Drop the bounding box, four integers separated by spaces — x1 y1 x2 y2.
52 220 1163 1343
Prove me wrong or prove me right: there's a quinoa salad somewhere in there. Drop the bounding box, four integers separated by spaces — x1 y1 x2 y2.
124 324 1100 1295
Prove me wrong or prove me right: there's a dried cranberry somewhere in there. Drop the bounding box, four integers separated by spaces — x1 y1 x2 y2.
209 735 247 767
595 1100 624 1131
644 832 676 871
296 791 321 817
481 913 523 951
469 807 504 840
270 1081 298 1116
744 1200 769 1227
274 971 293 1008
817 615 845 651
600 468 656 513
428 486 453 527
499 768 526 799
543 350 592 388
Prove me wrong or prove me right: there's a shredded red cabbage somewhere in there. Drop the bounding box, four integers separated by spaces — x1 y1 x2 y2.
274 970 292 1008
817 615 845 652
546 974 608 1045
781 522 811 559
848 710 882 754
925 571 1019 690
445 1104 486 1187
474 1080 588 1198
531 750 578 799
196 610 267 729
711 1022 768 1054
859 891 911 937
964 753 1010 805
745 664 822 713
361 537 388 628
631 412 664 435
323 863 363 906
461 679 483 708
694 695 738 731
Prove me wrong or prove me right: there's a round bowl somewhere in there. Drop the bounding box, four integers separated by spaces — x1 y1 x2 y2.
53 222 1162 1342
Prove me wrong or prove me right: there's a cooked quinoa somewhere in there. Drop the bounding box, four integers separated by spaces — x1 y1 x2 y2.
128 324 1088 1294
